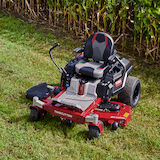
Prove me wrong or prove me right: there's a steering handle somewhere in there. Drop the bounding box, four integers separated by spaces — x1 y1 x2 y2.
49 43 67 74
49 43 60 53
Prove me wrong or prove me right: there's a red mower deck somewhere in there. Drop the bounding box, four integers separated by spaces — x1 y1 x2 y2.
30 88 132 137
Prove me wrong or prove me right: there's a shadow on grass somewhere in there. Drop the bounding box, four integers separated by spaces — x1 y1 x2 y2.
76 130 89 140
9 115 29 123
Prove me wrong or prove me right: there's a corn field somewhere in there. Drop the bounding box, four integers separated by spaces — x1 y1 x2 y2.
0 0 160 61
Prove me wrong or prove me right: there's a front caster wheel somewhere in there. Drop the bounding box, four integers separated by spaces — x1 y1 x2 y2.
111 121 119 130
88 126 101 139
30 108 40 121
88 121 104 139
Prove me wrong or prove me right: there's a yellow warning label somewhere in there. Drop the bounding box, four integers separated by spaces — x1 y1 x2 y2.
123 112 129 117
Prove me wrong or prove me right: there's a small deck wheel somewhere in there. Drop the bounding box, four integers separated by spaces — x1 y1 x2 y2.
66 119 74 127
30 108 40 121
111 121 119 130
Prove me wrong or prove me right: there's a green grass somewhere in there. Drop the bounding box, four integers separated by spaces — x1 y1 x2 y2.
0 13 160 160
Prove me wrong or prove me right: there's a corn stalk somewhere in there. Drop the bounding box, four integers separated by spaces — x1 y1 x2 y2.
1 0 159 61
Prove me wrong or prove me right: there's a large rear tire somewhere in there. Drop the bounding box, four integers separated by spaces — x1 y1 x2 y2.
118 76 141 108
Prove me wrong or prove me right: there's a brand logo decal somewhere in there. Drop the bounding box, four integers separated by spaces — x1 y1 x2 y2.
54 110 72 118
115 78 122 87
110 116 126 120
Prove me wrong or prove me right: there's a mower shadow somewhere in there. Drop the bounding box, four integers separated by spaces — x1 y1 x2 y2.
11 110 75 138
34 113 81 138
75 130 89 140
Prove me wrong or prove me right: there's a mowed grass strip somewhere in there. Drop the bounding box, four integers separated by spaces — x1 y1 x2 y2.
0 13 160 160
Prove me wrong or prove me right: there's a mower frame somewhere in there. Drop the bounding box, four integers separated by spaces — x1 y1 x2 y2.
27 38 140 138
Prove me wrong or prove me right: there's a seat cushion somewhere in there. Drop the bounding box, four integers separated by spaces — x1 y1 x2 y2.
75 60 107 78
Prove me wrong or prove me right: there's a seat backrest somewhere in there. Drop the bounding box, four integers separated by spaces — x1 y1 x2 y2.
84 32 114 62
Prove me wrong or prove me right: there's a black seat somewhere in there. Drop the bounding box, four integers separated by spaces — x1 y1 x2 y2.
75 32 114 78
